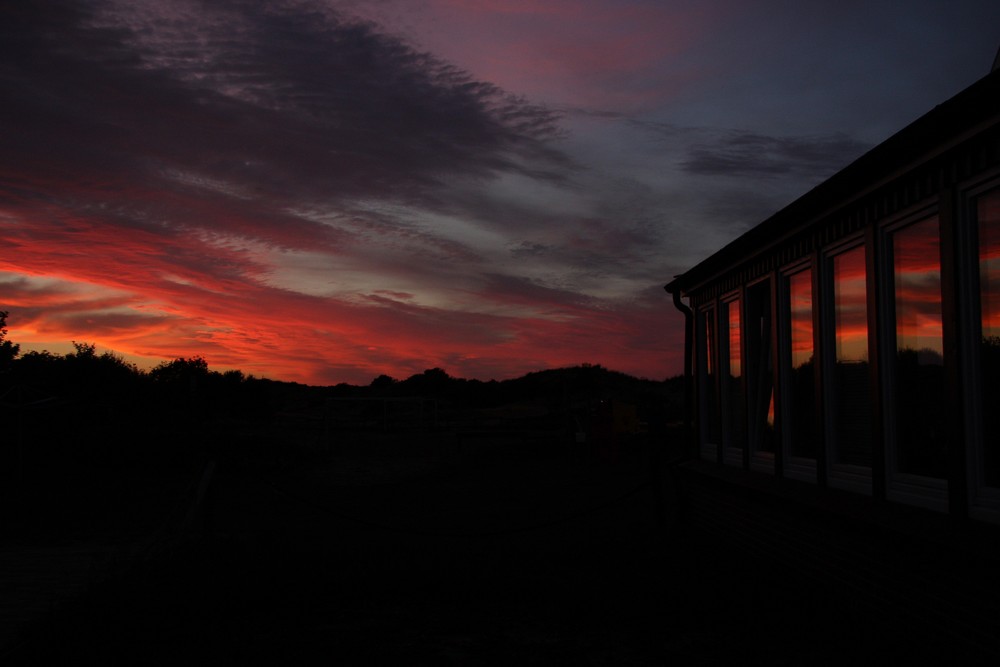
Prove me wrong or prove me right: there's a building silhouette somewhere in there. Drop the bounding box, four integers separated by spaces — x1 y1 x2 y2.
665 57 1000 654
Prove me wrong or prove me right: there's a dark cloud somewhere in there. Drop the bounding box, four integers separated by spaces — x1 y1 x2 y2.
508 241 554 259
628 118 871 180
371 290 415 301
477 273 598 314
681 130 868 179
0 0 566 246
49 311 167 336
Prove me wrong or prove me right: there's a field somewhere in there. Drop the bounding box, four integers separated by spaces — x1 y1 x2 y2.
2 414 985 665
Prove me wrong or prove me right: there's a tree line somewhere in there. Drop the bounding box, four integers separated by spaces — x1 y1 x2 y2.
0 310 681 428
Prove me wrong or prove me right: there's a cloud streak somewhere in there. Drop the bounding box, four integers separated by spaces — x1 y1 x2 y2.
680 130 868 179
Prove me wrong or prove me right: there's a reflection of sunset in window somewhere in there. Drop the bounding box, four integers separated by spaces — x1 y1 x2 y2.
894 216 943 359
724 298 745 452
979 188 1000 488
704 309 714 376
891 216 945 478
783 266 816 461
833 246 867 362
789 269 813 369
981 190 1000 339
728 299 741 378
829 244 872 469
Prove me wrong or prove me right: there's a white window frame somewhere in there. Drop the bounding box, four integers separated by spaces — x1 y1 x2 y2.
822 235 873 495
696 302 721 463
878 208 949 512
720 290 746 468
779 259 818 483
962 176 1000 523
746 275 776 474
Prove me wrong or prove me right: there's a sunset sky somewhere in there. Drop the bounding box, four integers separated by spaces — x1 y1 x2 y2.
2 1 998 385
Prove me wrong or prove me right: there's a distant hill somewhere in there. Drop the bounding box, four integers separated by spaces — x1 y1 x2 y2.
322 364 684 431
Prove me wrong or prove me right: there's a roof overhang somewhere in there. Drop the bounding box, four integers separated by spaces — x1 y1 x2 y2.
666 67 1000 298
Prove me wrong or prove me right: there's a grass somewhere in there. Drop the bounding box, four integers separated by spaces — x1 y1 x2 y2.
4 432 992 665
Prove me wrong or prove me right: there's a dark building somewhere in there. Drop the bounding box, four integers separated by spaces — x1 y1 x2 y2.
667 59 1000 520
664 59 1000 653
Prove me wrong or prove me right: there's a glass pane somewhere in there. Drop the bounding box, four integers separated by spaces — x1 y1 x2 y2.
980 190 1000 487
699 307 721 447
725 299 745 451
746 280 775 454
784 268 816 459
892 217 946 478
829 246 872 467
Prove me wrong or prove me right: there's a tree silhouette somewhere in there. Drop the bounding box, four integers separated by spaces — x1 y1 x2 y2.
0 310 20 372
370 374 398 392
150 356 210 386
399 368 452 395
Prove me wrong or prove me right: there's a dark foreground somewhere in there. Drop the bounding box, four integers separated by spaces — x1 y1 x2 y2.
3 434 988 665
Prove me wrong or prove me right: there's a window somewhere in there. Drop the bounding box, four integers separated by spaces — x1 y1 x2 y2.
697 305 721 460
746 279 776 471
975 188 1000 499
883 215 948 509
889 217 947 475
722 297 745 465
825 243 873 490
781 265 817 480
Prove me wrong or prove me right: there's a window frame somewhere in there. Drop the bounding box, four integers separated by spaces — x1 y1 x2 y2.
720 289 747 468
746 274 777 474
877 206 949 512
696 301 722 463
821 234 875 495
961 175 1000 522
778 258 820 483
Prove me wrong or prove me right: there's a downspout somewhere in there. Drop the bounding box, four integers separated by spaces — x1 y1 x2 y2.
666 285 694 456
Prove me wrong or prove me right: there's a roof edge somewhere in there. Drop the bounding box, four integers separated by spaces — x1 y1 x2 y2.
668 67 1000 297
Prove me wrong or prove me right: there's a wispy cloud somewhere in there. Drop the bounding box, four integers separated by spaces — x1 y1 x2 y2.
681 130 868 179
